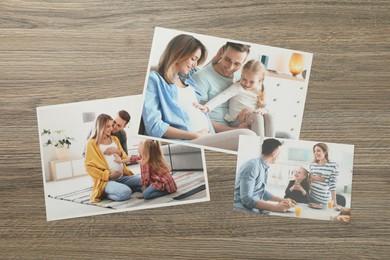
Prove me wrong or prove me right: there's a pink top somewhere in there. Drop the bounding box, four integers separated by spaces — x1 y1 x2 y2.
140 163 177 193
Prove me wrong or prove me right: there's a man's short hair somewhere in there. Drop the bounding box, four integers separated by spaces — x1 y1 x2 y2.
225 42 251 54
261 138 282 156
118 110 131 125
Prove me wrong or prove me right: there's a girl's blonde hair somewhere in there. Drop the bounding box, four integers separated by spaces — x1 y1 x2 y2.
156 34 207 84
242 59 266 109
91 114 113 145
298 166 312 188
140 139 170 175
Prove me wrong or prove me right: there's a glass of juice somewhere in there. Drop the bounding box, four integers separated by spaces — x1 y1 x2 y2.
295 206 302 217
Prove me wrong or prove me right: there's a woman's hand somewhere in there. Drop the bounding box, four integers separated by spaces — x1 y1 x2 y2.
109 170 121 180
164 126 209 140
113 153 123 163
104 147 121 156
193 102 209 113
312 175 325 182
195 129 211 138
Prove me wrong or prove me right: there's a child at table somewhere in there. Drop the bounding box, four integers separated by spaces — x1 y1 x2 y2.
115 139 177 200
195 59 274 137
284 167 311 203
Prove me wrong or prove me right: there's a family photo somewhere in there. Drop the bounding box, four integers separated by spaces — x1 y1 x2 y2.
37 95 210 221
139 27 313 153
234 135 354 223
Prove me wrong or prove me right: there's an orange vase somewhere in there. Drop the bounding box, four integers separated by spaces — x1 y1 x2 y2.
289 53 305 77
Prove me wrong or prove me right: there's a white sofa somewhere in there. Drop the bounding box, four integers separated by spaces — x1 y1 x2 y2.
160 143 203 171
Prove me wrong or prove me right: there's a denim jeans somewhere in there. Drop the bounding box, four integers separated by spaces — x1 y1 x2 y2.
104 175 142 201
143 186 170 200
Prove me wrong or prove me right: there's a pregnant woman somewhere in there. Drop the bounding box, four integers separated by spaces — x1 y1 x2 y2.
141 34 256 151
84 113 142 202
309 143 339 207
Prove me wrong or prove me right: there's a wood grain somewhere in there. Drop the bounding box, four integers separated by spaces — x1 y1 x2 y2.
1 1 389 258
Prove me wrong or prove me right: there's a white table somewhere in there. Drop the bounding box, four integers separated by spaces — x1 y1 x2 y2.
269 203 340 221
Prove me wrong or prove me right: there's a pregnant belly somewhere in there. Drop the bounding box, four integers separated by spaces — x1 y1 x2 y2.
188 108 209 132
106 157 123 179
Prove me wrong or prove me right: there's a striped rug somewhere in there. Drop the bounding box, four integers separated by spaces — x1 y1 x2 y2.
48 171 208 210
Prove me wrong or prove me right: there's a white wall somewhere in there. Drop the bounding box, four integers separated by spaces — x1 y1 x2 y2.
37 95 143 182
236 135 355 197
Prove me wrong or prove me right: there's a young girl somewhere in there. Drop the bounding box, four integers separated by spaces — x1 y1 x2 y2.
284 166 311 203
115 139 177 200
196 59 275 137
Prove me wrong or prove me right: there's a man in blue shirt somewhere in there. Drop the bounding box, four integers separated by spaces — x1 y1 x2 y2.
193 42 252 132
234 138 296 213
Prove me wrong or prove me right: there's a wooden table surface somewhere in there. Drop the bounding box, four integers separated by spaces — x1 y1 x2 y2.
1 1 389 259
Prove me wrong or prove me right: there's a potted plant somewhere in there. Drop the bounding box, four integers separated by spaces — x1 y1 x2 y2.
41 129 75 160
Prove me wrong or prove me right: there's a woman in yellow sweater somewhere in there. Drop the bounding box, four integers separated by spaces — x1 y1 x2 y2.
84 113 142 202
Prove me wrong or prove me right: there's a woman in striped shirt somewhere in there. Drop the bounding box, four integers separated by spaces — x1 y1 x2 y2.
309 143 339 206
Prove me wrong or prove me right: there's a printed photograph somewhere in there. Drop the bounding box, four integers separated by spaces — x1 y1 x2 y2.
138 27 313 153
37 95 210 221
234 135 354 223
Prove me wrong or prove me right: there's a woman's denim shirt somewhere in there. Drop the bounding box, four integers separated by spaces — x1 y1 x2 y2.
142 69 215 138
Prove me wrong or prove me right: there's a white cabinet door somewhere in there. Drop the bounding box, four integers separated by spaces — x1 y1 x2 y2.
50 157 87 181
72 158 87 176
53 161 73 180
264 75 307 139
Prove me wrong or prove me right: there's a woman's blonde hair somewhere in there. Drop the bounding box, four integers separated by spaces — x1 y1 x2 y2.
241 59 266 109
91 114 113 145
156 34 207 84
140 139 170 175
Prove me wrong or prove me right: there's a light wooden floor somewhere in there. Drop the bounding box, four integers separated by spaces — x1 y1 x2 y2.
45 171 208 221
1 1 389 259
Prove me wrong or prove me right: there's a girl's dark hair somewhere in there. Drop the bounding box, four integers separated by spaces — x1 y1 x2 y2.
313 143 329 163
